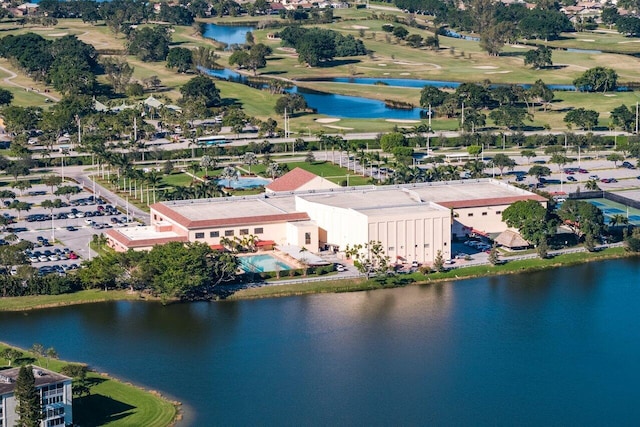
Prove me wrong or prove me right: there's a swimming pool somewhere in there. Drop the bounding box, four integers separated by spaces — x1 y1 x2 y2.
239 254 292 273
218 177 270 189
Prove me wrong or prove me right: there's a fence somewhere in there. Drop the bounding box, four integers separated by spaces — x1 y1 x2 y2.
569 190 640 210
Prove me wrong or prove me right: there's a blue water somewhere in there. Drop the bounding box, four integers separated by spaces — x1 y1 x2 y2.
2 259 640 425
566 48 602 54
202 23 255 47
240 254 292 272
204 68 426 119
217 177 269 189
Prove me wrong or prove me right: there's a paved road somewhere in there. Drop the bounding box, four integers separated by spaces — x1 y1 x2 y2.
65 165 151 224
0 65 60 102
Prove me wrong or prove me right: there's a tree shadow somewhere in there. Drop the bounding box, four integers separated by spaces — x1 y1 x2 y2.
259 70 287 75
74 392 137 426
14 356 36 366
319 58 360 67
500 51 525 57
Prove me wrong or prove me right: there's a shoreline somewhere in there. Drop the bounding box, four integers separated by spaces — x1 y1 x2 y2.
0 247 636 312
0 341 181 426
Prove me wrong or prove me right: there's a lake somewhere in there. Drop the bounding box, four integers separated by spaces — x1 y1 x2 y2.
2 258 640 426
202 23 256 47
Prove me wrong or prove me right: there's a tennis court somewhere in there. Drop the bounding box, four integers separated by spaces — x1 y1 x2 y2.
585 198 640 225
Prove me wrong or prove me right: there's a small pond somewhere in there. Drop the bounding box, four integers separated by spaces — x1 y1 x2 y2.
202 23 256 47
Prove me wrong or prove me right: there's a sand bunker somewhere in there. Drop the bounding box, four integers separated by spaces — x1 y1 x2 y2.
619 40 640 44
316 118 340 124
580 39 595 42
351 25 369 29
383 73 390 75
510 44 528 49
604 94 617 97
47 33 68 37
485 71 512 74
386 119 420 123
324 125 353 130
378 63 387 66
400 72 410 75
474 66 498 69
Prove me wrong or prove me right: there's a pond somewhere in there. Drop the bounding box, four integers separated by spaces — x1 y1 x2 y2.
2 259 640 426
202 23 256 47
205 68 426 119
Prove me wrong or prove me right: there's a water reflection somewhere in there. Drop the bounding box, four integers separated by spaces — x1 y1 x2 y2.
2 259 640 425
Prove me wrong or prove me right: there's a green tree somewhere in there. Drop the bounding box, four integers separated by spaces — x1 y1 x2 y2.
180 76 221 108
15 365 43 427
489 106 529 129
502 199 555 245
573 67 618 93
432 250 445 272
274 94 307 116
0 348 23 366
521 149 537 163
528 165 551 182
0 88 13 105
524 46 553 69
606 153 625 168
490 153 516 176
127 26 171 62
101 57 134 93
564 108 599 130
420 85 447 109
610 104 635 132
557 200 605 241
344 240 390 278
166 47 193 73
380 132 407 152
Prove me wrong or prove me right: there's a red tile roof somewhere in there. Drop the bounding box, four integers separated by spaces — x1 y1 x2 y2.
436 195 547 209
265 167 318 192
151 203 310 229
105 229 188 249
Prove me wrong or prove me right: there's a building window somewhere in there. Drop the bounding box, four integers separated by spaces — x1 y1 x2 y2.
496 211 502 215
225 230 234 237
482 212 487 216
305 232 311 245
195 232 204 239
153 214 157 220
424 244 430 248
388 246 395 251
254 227 264 234
468 213 474 217
210 231 219 238
240 229 249 235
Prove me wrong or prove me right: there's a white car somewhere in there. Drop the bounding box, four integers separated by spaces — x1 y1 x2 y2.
336 264 347 272
67 213 76 219
84 218 94 225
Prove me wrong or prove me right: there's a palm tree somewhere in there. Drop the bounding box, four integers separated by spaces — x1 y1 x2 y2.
41 198 63 241
10 201 30 220
221 166 239 187
200 155 216 178
243 152 258 175
266 162 281 180
585 179 600 191
609 214 629 228
145 170 162 205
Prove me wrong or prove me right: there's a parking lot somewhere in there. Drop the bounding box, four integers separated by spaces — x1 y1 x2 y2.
1 181 140 276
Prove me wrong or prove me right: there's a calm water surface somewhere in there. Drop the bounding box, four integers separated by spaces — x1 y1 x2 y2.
2 259 640 426
202 23 255 47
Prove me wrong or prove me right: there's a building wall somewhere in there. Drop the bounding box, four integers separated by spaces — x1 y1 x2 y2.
0 379 72 427
295 197 368 250
285 222 319 249
188 222 290 247
451 201 547 238
297 177 340 192
367 210 451 264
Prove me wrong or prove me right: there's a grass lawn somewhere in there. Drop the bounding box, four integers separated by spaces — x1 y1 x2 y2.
0 289 150 312
230 246 634 299
0 342 178 427
252 160 373 185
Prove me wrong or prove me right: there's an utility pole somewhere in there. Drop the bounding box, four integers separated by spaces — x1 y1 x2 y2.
134 116 137 142
76 114 81 148
636 102 638 134
461 102 465 128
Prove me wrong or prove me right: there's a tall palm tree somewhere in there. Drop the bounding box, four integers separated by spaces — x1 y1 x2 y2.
222 166 240 187
609 214 629 228
243 152 258 175
266 162 281 180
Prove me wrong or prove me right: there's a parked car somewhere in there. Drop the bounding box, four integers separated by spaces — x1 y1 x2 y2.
567 176 577 182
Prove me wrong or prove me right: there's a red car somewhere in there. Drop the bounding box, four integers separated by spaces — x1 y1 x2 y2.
68 252 78 260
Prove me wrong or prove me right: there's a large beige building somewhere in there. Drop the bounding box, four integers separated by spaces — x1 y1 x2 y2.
106 179 546 264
